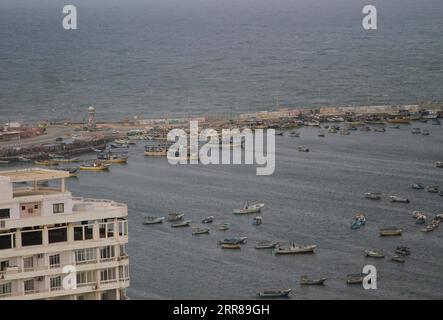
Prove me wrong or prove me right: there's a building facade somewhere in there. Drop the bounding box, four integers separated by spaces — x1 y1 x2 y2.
0 168 129 300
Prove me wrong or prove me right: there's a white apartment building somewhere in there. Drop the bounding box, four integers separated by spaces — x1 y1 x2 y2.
0 168 130 300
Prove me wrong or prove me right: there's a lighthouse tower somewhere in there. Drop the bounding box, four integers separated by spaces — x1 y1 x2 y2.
88 106 96 130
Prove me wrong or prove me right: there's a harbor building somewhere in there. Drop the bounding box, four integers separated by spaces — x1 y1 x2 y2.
0 168 129 300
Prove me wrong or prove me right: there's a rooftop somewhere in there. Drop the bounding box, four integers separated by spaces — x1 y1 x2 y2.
0 168 69 183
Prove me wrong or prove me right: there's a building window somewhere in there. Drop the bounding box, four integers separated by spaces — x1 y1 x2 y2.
119 245 126 257
77 271 96 287
0 283 12 298
74 248 96 264
100 268 116 283
53 203 64 214
77 295 85 300
118 220 128 237
21 230 43 247
0 260 10 271
50 276 62 291
48 227 67 244
0 233 14 250
24 279 35 294
0 208 10 219
49 254 60 268
99 222 114 239
118 265 129 280
100 246 115 261
74 224 94 241
23 257 34 272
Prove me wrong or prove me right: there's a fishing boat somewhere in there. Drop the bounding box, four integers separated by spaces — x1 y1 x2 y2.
317 131 325 137
387 118 410 124
389 196 410 203
379 228 402 236
346 273 367 285
412 211 427 224
143 216 165 225
18 156 32 162
391 255 405 263
217 223 230 231
426 185 439 193
389 125 400 129
297 146 310 152
98 152 128 164
109 142 129 149
192 227 210 235
255 240 278 249
233 202 264 214
202 216 215 224
55 167 79 177
79 162 111 171
219 237 247 245
421 225 436 233
289 131 300 138
221 244 241 249
300 276 326 286
34 160 59 166
422 130 430 136
258 289 291 298
274 244 316 255
411 128 421 134
144 146 167 157
253 216 263 226
170 220 192 228
351 213 366 230
275 132 284 136
436 161 443 168
395 246 410 256
364 192 381 200
167 213 184 222
411 183 424 190
365 249 385 258
374 127 386 132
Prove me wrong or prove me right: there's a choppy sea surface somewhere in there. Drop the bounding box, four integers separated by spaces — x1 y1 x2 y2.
6 124 443 299
0 0 443 122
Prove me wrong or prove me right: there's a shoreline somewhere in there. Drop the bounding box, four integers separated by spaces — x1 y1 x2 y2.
1 103 442 161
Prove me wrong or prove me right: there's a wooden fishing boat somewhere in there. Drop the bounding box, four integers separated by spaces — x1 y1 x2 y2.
79 162 111 171
435 161 443 168
167 213 184 222
297 146 310 152
201 216 215 224
170 220 191 228
233 202 264 214
300 276 326 286
389 196 410 203
217 223 230 231
255 240 278 249
426 185 439 193
364 192 381 200
98 152 128 164
253 216 263 225
143 216 165 225
192 227 210 235
274 244 316 255
365 249 385 258
144 146 167 157
379 228 402 236
221 244 241 249
346 273 367 285
391 255 405 263
258 289 291 298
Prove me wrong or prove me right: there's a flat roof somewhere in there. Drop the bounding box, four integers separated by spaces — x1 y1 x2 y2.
0 168 69 182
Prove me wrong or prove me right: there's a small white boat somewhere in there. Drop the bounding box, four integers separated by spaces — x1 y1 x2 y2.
217 223 230 231
379 228 402 236
170 220 192 228
255 240 278 249
192 227 210 235
436 161 443 168
143 216 165 225
274 244 317 254
364 192 381 200
202 216 215 224
389 196 410 203
168 212 185 222
365 249 385 258
297 146 310 152
219 237 247 245
233 202 264 214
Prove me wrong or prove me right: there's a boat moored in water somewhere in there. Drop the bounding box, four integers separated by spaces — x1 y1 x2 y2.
411 183 424 190
436 161 443 168
255 240 278 249
365 249 385 258
233 202 264 214
170 220 192 228
300 276 326 286
297 146 310 152
217 223 230 231
167 213 185 222
258 289 291 298
253 216 263 225
379 228 402 236
389 196 410 203
411 128 421 134
274 243 316 254
426 185 439 193
192 227 210 235
143 216 165 225
79 162 111 171
202 216 215 224
346 273 368 285
364 192 381 200
219 237 247 245
221 244 241 249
